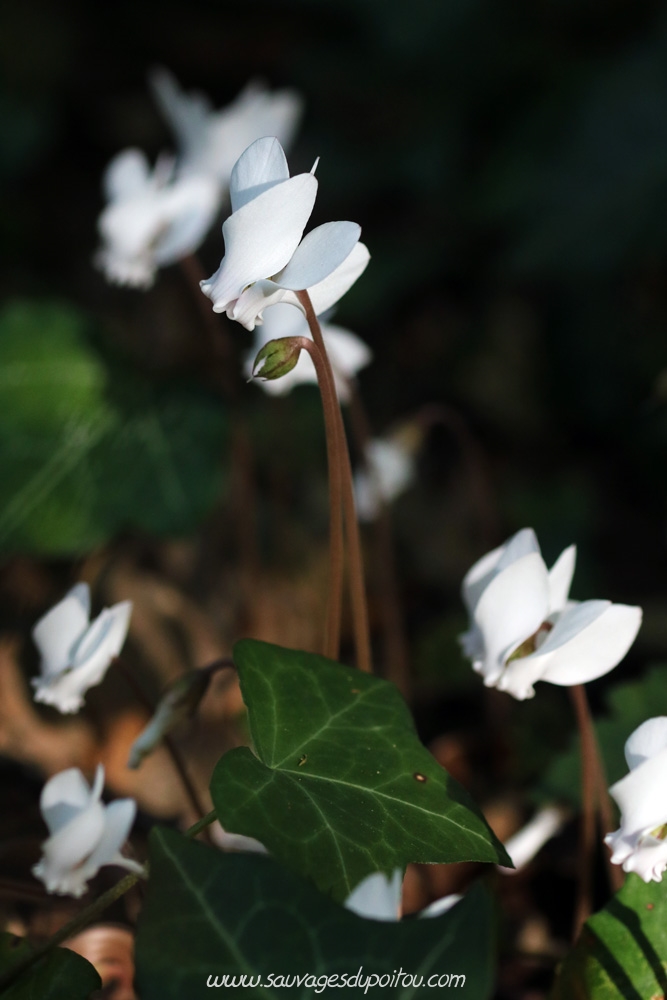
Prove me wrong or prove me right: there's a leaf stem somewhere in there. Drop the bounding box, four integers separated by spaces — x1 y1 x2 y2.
296 291 372 673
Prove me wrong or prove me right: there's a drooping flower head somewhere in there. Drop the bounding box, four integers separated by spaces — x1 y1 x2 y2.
150 69 303 185
96 149 220 288
32 583 132 713
200 137 369 330
606 717 667 882
460 528 642 700
32 765 142 897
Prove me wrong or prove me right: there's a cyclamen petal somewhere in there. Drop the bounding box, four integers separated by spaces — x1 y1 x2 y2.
344 870 402 921
606 720 667 882
459 528 642 699
31 584 132 714
201 138 368 328
32 766 141 897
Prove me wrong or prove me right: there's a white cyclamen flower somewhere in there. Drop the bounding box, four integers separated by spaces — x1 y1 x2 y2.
460 528 642 700
606 717 667 882
32 583 132 713
246 301 371 401
32 765 143 897
344 870 461 921
150 69 303 185
354 429 419 523
96 148 220 288
498 805 566 875
200 136 370 330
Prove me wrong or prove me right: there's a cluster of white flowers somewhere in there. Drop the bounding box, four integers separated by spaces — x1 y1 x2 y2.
96 71 303 289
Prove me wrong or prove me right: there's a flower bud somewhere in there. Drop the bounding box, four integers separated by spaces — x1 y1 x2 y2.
250 337 303 382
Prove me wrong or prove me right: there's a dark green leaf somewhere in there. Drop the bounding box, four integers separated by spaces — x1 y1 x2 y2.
211 639 509 901
553 873 667 999
0 932 100 1000
136 826 495 999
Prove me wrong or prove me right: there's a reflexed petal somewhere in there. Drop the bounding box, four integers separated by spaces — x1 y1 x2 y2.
530 600 642 687
609 745 667 839
547 545 576 613
32 585 90 678
40 768 94 835
273 221 361 290
103 149 152 203
461 544 505 616
499 806 565 873
473 552 550 680
625 717 667 771
72 601 132 669
230 137 290 212
82 799 139 877
495 528 540 573
306 242 370 315
40 802 106 877
152 175 221 264
420 894 462 918
200 174 317 311
149 67 211 155
345 870 402 921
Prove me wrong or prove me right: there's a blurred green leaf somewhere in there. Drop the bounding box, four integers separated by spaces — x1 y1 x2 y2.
0 932 100 1000
136 826 495 999
211 639 509 902
0 300 227 554
552 873 667 999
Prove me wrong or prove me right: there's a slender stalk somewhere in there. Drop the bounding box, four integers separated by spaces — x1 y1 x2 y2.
347 381 410 696
113 658 210 830
291 337 344 659
0 812 217 992
0 872 141 992
593 721 625 893
296 290 372 673
570 684 598 938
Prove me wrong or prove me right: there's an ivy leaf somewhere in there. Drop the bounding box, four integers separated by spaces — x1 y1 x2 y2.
136 826 495 999
0 933 100 1000
211 640 509 901
553 873 667 999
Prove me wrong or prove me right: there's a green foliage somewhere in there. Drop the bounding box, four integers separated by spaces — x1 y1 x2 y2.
211 640 509 901
136 826 495 999
0 933 100 1000
539 665 667 807
0 299 227 554
552 873 667 999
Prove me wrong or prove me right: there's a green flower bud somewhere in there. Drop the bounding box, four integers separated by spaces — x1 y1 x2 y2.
251 337 303 381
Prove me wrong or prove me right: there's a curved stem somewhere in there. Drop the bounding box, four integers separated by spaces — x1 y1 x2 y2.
291 337 344 660
570 684 597 938
296 291 372 674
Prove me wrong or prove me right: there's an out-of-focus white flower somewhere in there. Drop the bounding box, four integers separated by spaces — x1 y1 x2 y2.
150 69 303 185
210 822 268 856
96 148 220 288
344 870 461 921
459 528 642 700
606 717 667 882
32 583 132 714
354 423 421 522
32 765 143 897
246 301 371 401
497 805 567 875
200 137 369 330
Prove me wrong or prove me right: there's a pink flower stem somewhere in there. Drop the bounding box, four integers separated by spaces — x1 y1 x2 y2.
570 683 597 938
296 291 373 673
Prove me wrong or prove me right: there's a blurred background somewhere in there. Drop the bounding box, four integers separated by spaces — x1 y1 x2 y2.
3 1 667 995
